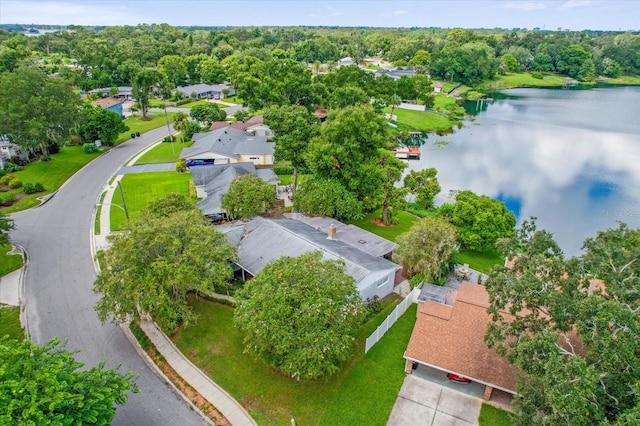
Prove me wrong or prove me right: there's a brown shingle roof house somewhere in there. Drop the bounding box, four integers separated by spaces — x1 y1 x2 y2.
404 282 518 400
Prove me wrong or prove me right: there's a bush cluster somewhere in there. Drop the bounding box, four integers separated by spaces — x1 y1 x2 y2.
8 178 23 189
531 71 544 79
0 174 12 185
273 165 294 175
23 182 45 194
175 159 187 173
175 98 191 106
83 143 98 153
4 162 23 173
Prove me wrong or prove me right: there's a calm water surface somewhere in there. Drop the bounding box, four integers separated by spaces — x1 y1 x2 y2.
406 87 640 255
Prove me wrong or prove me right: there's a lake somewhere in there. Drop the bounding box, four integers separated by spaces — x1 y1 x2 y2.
406 86 640 256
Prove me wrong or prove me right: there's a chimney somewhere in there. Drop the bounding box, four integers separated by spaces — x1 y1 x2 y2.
328 224 337 239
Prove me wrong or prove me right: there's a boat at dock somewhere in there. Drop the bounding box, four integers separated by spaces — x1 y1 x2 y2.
393 145 421 159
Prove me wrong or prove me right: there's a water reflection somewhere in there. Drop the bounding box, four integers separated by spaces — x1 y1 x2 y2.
407 87 640 255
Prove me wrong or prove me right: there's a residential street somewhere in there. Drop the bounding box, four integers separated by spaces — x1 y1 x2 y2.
9 126 206 425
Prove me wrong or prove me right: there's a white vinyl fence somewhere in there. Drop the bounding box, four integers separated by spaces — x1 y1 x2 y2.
365 287 420 353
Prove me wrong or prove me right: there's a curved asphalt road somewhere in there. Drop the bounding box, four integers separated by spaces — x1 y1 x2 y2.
10 126 206 425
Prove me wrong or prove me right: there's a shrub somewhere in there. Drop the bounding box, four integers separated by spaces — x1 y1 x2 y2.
175 159 187 173
1 192 15 204
176 98 191 106
188 179 197 198
163 136 174 143
273 165 294 175
40 155 51 162
0 169 6 178
0 174 13 185
409 273 425 288
5 162 23 172
83 143 98 153
8 178 23 189
531 71 544 80
23 182 45 194
364 295 383 318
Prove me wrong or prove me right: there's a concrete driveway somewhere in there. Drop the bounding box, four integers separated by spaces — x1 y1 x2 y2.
387 375 482 426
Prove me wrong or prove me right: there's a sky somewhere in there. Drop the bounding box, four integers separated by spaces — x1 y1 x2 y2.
0 0 638 31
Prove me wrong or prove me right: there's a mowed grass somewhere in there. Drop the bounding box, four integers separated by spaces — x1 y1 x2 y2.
479 403 515 426
457 249 504 274
347 209 419 243
109 171 194 230
2 146 102 213
0 306 23 341
389 107 454 132
171 295 413 426
484 72 567 90
178 100 209 108
115 113 178 145
0 244 22 276
134 140 193 165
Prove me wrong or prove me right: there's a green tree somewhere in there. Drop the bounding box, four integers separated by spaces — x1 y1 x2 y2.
79 105 127 146
404 168 441 209
263 104 318 192
221 174 276 220
234 251 365 380
395 216 458 280
557 44 591 79
131 68 161 119
409 49 431 72
0 64 81 155
172 111 190 142
328 85 370 109
0 337 137 425
388 94 402 122
378 150 407 225
293 177 363 220
577 58 596 82
452 190 516 251
190 102 225 127
305 105 390 208
485 220 640 425
94 196 236 330
157 54 187 86
0 210 15 245
198 57 227 84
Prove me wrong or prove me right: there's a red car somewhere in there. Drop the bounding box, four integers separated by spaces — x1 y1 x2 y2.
447 373 472 384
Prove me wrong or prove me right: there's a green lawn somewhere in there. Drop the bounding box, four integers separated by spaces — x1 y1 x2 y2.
109 171 195 230
347 209 419 243
171 295 413 426
1 146 102 213
115 113 178 145
457 249 504 274
221 95 243 104
482 72 567 90
0 306 23 341
389 107 455 132
479 403 514 426
178 100 209 108
0 244 22 276
134 140 193 165
149 99 173 108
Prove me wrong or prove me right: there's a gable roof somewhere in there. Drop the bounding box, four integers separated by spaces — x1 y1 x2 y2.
217 216 400 291
91 97 123 108
192 163 278 216
283 212 398 257
209 115 264 132
405 282 518 394
180 127 274 160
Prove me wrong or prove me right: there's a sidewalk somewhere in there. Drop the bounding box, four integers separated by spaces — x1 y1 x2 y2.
93 152 257 426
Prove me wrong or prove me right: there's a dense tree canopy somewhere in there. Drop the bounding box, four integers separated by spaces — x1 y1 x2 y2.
0 337 137 425
94 194 236 330
221 174 276 220
404 168 441 209
293 177 363 220
452 190 516 251
395 216 458 281
78 105 127 146
189 102 226 126
234 251 365 379
485 220 640 425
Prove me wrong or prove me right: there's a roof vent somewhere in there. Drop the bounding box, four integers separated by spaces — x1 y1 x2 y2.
328 224 337 239
358 239 366 244
218 138 221 142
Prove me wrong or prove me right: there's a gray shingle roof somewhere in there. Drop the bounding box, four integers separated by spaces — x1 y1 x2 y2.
217 216 399 291
180 127 274 160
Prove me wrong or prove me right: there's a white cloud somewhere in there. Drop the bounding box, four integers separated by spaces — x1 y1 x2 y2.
504 2 547 11
393 9 407 16
561 0 591 9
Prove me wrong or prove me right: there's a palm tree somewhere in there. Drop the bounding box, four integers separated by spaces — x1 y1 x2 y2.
172 112 189 143
388 94 402 122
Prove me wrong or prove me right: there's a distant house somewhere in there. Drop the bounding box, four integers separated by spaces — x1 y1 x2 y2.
179 127 274 167
337 57 356 67
374 69 417 80
313 109 328 122
0 136 29 169
190 162 279 218
217 214 401 301
88 87 133 101
431 81 444 93
209 115 273 138
404 282 518 401
91 97 124 117
174 83 235 100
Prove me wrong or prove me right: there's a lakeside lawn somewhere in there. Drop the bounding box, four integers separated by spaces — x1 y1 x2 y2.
134 140 193 165
171 295 415 426
115 113 178 145
0 306 23 341
109 171 194 230
1 146 102 214
346 209 419 243
457 249 504 274
479 403 515 426
388 107 455 133
482 72 567 90
0 244 22 276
